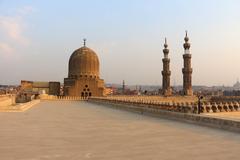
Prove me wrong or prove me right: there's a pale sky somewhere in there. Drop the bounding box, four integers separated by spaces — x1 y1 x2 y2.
0 0 240 86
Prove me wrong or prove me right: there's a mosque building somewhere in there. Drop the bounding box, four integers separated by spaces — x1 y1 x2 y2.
20 32 193 98
64 39 105 97
233 79 240 90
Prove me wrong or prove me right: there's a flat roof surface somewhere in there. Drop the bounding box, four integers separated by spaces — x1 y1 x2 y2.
204 112 240 121
0 101 240 160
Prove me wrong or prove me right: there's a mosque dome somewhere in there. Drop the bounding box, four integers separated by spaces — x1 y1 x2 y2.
233 80 240 90
68 44 99 79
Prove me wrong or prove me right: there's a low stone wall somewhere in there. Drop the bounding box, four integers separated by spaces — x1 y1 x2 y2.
17 100 40 111
90 96 240 113
0 100 40 112
89 98 240 133
0 95 15 107
39 94 87 101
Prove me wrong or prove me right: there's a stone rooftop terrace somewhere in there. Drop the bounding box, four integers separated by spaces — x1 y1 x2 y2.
0 101 240 160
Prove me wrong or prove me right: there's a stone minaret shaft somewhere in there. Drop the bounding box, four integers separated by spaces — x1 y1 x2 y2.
161 38 172 96
122 80 125 94
182 31 193 96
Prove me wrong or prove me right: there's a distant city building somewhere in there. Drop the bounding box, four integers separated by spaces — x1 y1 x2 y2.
104 87 114 95
223 90 240 96
233 79 240 90
122 80 125 94
0 85 19 95
222 80 240 96
21 80 60 95
64 39 105 97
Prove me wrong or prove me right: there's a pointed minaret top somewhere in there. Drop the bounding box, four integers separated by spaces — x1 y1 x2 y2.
83 38 86 47
163 37 169 58
164 37 168 48
184 30 189 42
183 31 190 50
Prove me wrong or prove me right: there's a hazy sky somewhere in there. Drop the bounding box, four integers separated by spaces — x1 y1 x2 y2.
0 0 240 86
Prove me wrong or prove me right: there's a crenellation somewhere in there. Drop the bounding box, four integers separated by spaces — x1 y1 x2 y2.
217 103 224 112
211 102 220 113
206 102 213 113
201 103 207 113
233 102 240 111
228 102 235 111
223 102 231 112
87 96 240 114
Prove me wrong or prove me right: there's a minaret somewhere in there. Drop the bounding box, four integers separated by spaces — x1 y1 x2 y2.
122 80 125 94
161 38 172 96
182 31 193 96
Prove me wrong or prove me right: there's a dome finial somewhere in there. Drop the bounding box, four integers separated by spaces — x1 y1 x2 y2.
83 38 86 47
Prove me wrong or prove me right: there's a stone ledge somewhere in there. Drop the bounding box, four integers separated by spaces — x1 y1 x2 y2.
88 99 240 133
0 100 40 112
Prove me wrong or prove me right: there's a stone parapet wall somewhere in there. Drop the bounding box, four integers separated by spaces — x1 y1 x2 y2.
0 95 16 107
90 96 240 114
39 94 87 101
103 95 197 103
0 100 40 112
89 98 240 133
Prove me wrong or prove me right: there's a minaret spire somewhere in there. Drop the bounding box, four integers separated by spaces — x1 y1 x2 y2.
183 30 190 51
122 80 125 94
163 37 169 58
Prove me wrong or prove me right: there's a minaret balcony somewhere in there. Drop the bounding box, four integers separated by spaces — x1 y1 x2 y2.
183 54 191 58
182 68 193 74
162 71 171 75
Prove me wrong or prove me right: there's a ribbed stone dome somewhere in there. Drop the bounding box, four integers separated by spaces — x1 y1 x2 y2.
68 46 99 78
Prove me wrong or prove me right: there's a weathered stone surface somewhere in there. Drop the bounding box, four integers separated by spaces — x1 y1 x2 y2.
64 45 105 97
1 101 240 160
89 98 240 133
0 95 15 107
